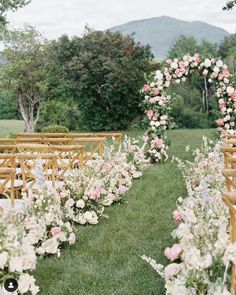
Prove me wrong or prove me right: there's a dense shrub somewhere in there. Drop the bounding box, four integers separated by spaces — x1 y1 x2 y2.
66 29 155 131
36 100 80 131
41 125 69 133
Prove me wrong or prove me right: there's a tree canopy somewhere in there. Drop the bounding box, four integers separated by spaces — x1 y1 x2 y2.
0 0 30 24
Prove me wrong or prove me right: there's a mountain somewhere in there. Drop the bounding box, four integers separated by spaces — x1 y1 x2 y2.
110 16 230 60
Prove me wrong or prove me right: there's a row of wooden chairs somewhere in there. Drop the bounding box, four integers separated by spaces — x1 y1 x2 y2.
16 131 123 144
0 138 104 160
222 146 236 294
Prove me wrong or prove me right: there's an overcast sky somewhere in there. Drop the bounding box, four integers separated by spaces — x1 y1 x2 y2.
6 0 236 39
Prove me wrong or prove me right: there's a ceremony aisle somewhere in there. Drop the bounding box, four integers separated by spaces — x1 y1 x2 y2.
33 129 214 295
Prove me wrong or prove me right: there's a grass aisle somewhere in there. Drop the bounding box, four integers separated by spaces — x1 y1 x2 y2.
34 129 215 295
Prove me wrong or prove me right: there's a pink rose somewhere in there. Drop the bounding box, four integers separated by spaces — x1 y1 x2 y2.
89 187 101 200
23 256 36 270
121 170 129 178
164 244 182 261
146 110 154 119
173 210 183 222
68 233 76 245
51 227 61 237
149 97 159 104
166 59 172 65
154 138 163 149
202 69 208 76
143 84 150 93
222 69 230 78
153 88 159 96
216 118 224 126
231 92 236 101
118 185 128 195
194 53 201 64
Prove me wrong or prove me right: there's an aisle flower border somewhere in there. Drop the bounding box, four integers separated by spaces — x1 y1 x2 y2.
142 54 236 162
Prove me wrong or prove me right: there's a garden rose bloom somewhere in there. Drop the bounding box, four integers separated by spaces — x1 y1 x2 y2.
166 59 172 64
202 69 208 76
153 88 159 96
89 187 101 200
143 84 150 93
76 199 85 208
149 97 159 104
173 210 183 222
0 252 8 269
231 92 236 101
222 69 230 78
147 110 154 119
118 185 128 195
154 138 163 149
164 244 182 261
216 118 224 126
51 227 61 237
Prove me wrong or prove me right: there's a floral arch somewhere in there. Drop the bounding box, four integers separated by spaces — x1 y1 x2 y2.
142 54 236 162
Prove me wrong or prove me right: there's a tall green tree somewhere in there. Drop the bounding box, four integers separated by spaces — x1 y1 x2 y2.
48 29 155 131
168 36 198 59
0 0 30 24
0 26 49 132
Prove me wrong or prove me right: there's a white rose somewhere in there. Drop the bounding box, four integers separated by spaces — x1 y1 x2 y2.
77 213 87 225
224 78 229 84
204 58 211 67
227 86 235 95
84 211 98 225
155 70 163 80
18 273 35 294
216 60 223 67
0 252 8 269
76 199 85 209
41 237 59 254
9 256 23 272
171 62 178 69
213 66 220 73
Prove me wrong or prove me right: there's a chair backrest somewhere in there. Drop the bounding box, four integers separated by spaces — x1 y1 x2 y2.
0 154 16 168
42 133 69 138
15 138 43 144
0 167 15 207
50 145 85 177
221 147 236 168
68 132 123 144
71 137 105 159
16 132 43 138
16 144 50 154
0 138 15 145
0 145 16 154
223 169 236 192
16 153 57 189
42 138 73 145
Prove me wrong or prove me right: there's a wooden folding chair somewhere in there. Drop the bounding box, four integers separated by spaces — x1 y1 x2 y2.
0 154 23 196
221 147 236 168
42 133 69 138
222 192 236 294
0 138 15 145
15 138 43 144
50 145 85 178
16 143 50 154
0 168 15 207
71 137 105 159
16 132 43 138
42 138 73 145
16 153 58 191
0 145 16 154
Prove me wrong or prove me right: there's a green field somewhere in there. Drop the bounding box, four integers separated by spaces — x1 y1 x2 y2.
0 120 24 137
0 121 215 294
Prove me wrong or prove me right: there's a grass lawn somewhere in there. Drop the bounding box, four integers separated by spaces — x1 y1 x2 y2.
0 120 24 137
31 128 215 295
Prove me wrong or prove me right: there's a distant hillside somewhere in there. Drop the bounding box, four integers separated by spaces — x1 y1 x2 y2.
110 16 230 60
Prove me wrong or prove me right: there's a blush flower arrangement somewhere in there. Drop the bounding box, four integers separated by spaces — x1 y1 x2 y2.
142 54 236 162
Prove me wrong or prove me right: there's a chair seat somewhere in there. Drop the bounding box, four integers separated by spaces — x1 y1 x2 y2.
0 179 23 189
26 180 64 190
0 199 26 214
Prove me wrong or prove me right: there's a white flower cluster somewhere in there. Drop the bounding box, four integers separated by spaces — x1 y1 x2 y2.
142 54 235 162
0 213 39 294
142 138 234 294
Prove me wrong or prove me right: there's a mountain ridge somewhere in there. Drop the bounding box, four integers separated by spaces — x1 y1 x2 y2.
109 16 230 60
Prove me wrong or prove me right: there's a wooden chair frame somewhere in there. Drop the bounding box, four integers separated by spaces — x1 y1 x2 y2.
0 167 15 207
16 153 57 190
71 137 105 159
16 144 50 154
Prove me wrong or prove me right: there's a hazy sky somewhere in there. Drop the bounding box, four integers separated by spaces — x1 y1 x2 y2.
6 0 236 39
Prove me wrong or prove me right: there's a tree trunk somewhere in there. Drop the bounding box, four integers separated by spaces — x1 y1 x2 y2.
17 90 39 133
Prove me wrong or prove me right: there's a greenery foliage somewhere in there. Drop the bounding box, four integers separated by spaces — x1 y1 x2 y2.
0 0 30 24
36 100 80 131
41 124 69 133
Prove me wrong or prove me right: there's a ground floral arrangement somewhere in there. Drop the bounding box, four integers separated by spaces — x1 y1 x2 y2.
142 54 236 162
0 136 150 294
142 137 236 294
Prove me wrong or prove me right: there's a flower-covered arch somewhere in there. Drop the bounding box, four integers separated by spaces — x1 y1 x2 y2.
142 54 236 162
